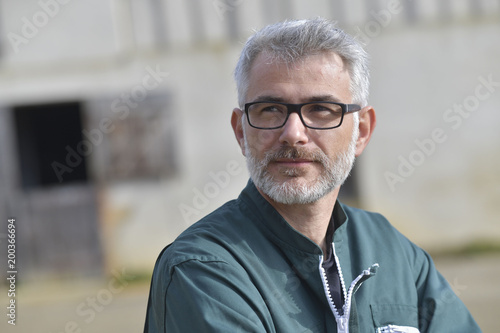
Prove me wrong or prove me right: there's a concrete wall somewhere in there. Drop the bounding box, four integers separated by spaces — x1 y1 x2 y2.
0 0 499 274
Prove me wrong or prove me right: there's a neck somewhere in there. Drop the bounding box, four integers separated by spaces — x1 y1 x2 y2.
259 188 339 255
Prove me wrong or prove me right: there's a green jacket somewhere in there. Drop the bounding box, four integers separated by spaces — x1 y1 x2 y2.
145 181 480 332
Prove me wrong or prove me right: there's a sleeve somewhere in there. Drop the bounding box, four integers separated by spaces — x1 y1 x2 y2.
414 250 481 332
144 256 275 333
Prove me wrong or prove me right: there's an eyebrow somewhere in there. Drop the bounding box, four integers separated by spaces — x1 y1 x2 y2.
307 95 342 103
251 95 286 103
250 94 343 103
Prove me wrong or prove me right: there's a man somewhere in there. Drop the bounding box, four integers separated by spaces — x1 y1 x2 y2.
144 18 480 332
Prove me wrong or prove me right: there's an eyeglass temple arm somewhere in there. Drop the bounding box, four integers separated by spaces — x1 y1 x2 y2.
346 104 362 113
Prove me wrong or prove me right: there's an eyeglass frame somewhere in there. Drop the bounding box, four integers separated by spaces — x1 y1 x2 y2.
243 101 362 130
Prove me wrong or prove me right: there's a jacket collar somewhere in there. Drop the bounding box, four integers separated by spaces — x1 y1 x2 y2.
239 179 348 257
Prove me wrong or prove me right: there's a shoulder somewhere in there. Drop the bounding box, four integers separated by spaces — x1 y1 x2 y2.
155 197 260 275
146 198 265 331
340 203 428 269
341 203 398 235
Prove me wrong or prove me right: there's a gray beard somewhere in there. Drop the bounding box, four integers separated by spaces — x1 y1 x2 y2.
244 130 358 205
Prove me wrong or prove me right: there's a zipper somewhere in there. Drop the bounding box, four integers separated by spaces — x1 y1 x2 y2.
319 243 379 333
377 325 420 333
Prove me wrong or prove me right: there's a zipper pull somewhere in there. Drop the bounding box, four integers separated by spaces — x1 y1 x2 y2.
352 263 379 294
337 317 348 333
339 263 380 333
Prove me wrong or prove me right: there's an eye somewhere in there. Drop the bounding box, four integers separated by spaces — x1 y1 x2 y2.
258 104 286 114
306 103 342 115
262 105 282 112
309 104 331 112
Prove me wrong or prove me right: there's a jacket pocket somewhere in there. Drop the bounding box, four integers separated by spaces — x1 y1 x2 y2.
370 304 419 332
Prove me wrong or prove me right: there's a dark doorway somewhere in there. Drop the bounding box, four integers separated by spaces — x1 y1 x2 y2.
13 101 88 189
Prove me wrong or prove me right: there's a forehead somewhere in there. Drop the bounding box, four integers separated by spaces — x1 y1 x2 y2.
246 51 352 102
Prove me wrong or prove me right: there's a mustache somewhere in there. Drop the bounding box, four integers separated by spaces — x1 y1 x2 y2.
262 146 329 165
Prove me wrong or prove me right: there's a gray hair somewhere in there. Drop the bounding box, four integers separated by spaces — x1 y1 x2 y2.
234 18 370 108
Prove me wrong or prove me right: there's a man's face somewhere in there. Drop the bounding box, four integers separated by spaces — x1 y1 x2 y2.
238 51 359 205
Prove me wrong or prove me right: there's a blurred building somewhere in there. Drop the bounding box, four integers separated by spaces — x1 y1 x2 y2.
0 0 499 280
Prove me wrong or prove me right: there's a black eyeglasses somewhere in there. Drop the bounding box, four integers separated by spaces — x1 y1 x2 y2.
244 101 361 130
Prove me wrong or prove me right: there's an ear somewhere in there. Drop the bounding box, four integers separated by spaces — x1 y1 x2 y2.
355 106 376 157
231 108 246 156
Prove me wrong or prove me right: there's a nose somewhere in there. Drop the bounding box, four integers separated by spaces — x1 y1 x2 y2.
279 112 309 146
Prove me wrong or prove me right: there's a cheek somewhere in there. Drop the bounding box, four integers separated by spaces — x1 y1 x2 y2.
245 128 279 157
336 119 357 146
315 131 352 156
